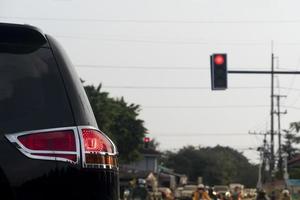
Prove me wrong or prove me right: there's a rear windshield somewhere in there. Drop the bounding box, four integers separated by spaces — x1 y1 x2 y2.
0 45 74 134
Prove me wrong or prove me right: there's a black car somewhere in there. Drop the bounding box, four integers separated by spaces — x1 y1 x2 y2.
0 23 119 200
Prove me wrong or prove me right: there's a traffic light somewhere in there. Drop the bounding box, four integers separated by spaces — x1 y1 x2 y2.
143 137 150 149
210 54 227 90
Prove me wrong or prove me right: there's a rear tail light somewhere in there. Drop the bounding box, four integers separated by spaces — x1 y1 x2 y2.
80 128 118 169
82 129 113 153
18 131 76 151
5 128 79 163
5 126 118 169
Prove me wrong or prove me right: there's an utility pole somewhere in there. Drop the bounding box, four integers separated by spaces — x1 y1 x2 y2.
270 53 275 179
249 131 269 184
212 51 300 180
273 94 287 178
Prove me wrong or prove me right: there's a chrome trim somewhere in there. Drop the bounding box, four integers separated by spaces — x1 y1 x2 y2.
5 126 80 164
76 126 118 169
84 163 118 170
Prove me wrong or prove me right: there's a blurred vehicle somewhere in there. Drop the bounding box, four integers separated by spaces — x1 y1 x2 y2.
0 23 119 200
214 185 230 196
158 187 174 200
180 185 197 200
229 183 244 191
174 186 184 199
229 183 244 198
243 188 257 198
131 179 148 200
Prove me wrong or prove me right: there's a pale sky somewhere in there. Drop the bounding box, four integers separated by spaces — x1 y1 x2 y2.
2 0 300 162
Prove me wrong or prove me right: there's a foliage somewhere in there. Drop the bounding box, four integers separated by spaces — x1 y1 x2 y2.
282 122 300 160
162 145 258 187
84 84 147 163
148 138 160 149
281 122 300 178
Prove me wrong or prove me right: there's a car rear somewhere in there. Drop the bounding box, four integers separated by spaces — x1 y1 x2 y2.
214 185 230 197
0 23 119 200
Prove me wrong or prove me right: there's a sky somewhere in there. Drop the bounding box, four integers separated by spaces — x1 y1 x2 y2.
1 0 300 163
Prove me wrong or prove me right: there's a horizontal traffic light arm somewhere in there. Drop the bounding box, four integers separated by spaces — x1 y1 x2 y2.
228 70 300 74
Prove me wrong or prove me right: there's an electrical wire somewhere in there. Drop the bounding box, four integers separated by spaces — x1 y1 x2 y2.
4 16 300 24
75 64 270 71
101 85 269 90
140 105 300 110
143 105 268 109
76 64 208 70
55 34 271 45
156 133 254 137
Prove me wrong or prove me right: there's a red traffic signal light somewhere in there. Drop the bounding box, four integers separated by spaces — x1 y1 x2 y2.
143 137 150 143
143 137 150 149
210 54 227 90
214 55 225 65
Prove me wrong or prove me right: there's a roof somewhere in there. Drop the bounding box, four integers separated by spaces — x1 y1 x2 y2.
0 22 47 46
140 148 161 156
119 170 154 180
288 155 300 167
287 179 300 186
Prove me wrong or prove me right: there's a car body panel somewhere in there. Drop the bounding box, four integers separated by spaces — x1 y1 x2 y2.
0 23 119 200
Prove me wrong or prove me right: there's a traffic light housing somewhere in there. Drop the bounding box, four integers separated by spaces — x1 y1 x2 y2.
143 137 150 149
210 54 227 90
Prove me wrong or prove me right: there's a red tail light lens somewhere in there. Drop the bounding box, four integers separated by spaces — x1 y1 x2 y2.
82 129 113 153
81 128 117 168
6 127 117 167
6 129 79 163
18 131 76 151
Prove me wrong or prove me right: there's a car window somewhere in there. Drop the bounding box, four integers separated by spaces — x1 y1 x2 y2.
0 45 74 134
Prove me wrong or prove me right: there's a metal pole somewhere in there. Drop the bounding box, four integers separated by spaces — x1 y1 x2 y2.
270 53 275 179
228 70 300 74
277 96 283 177
257 151 263 189
273 95 287 179
283 153 289 188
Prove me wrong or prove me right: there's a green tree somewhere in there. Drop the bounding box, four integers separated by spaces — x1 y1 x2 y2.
282 122 300 160
163 145 258 187
84 84 147 163
281 122 300 179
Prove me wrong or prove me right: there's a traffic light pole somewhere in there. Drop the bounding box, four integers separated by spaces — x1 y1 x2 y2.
211 51 300 181
227 60 300 180
228 70 300 74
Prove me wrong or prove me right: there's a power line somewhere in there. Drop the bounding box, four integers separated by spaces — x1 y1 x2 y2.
76 64 208 70
156 133 254 137
100 85 300 96
102 85 269 90
143 105 269 109
49 34 300 46
55 34 300 46
284 106 300 110
75 64 270 71
55 35 211 45
140 105 300 110
99 85 300 108
4 16 300 24
56 34 272 45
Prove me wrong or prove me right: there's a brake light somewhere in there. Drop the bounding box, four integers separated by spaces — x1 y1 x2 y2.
82 129 113 153
5 127 118 168
18 131 76 151
6 128 79 163
81 128 117 168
